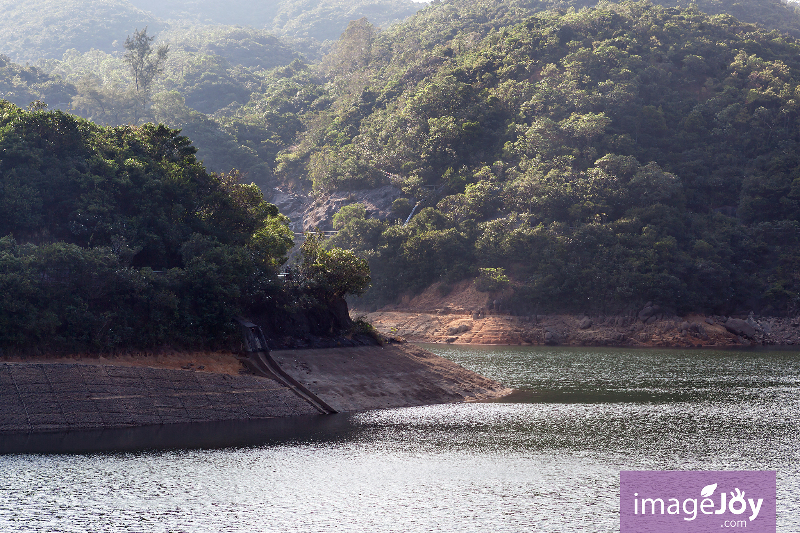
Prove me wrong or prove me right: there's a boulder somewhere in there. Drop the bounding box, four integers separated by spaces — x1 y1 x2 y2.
544 330 559 345
723 318 756 339
330 296 353 330
638 304 660 322
578 317 593 329
447 324 471 335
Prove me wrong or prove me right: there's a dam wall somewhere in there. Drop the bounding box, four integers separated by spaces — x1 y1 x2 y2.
0 344 510 436
0 363 318 434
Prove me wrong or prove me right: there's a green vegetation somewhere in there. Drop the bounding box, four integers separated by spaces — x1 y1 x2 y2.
292 231 371 299
5 0 800 326
32 26 318 190
0 0 161 63
0 0 425 194
313 1 800 315
0 0 422 64
0 103 365 352
0 55 75 109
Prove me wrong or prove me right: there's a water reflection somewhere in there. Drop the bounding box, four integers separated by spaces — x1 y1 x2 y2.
0 414 358 454
1 345 798 532
425 343 800 405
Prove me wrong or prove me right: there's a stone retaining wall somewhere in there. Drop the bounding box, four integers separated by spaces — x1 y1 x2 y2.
0 363 318 434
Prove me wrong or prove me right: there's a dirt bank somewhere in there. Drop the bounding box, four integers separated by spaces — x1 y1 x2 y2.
360 280 800 347
365 310 800 347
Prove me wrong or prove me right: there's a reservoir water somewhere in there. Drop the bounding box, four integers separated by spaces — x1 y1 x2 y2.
1 345 799 532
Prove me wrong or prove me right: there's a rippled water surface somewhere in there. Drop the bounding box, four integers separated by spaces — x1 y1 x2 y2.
1 345 799 532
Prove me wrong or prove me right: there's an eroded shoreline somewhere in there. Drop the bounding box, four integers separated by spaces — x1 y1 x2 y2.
364 310 800 348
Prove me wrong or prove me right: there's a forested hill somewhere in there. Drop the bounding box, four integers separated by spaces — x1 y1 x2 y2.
0 0 162 63
294 1 800 316
4 0 799 64
659 0 800 38
0 0 422 63
0 103 370 352
5 0 800 318
128 0 422 43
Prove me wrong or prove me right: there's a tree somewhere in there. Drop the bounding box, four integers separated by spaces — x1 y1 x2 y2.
123 27 169 96
321 18 377 79
297 232 371 299
333 202 367 229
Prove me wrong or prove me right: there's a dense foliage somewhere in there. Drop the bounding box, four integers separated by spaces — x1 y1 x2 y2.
0 102 364 352
0 0 161 63
5 0 800 321
28 27 308 190
306 1 800 315
0 55 75 109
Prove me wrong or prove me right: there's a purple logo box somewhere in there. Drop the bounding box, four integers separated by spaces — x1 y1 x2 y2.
620 470 776 532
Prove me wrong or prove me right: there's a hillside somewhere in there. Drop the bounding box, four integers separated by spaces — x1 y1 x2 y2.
128 0 422 43
280 1 800 316
0 0 161 63
34 26 313 189
0 0 423 64
5 0 800 320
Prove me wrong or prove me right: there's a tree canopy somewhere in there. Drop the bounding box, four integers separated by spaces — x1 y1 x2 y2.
0 102 366 352
308 1 800 316
124 27 169 95
5 0 800 319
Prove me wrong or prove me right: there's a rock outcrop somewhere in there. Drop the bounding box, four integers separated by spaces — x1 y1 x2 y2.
723 318 757 339
270 185 406 233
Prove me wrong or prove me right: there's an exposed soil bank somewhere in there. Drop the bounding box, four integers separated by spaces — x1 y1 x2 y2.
0 345 508 435
364 310 800 347
358 279 800 347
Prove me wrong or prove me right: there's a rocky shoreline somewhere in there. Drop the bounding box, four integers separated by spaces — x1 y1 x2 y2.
365 308 800 348
359 280 800 348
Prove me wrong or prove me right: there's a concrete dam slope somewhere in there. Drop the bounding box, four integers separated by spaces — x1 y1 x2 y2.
1 345 509 435
271 344 510 412
0 363 319 435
